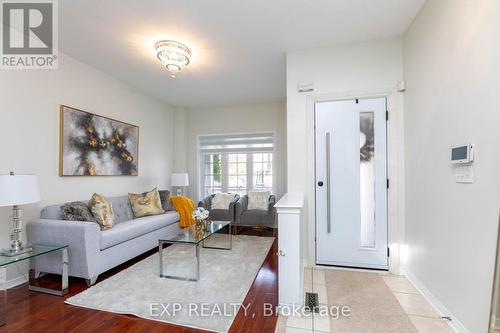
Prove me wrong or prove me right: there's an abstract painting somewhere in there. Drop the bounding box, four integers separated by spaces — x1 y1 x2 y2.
60 105 139 176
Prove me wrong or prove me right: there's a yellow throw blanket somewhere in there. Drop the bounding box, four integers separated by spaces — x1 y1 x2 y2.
171 195 196 228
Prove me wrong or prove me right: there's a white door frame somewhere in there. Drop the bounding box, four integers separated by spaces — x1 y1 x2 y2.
305 88 405 274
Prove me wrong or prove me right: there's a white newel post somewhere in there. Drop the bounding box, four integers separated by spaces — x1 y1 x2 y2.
274 193 304 307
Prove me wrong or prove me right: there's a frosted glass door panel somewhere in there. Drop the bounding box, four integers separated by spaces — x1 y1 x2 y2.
360 112 375 248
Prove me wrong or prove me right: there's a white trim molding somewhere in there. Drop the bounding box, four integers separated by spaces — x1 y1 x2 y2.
275 193 304 307
305 87 406 275
492 317 500 330
7 275 27 289
403 267 470 333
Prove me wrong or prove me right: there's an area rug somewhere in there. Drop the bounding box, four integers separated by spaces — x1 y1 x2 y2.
324 270 418 332
65 235 274 333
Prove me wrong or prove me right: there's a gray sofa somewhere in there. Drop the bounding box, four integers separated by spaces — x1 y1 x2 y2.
198 193 240 224
235 194 276 234
26 195 180 285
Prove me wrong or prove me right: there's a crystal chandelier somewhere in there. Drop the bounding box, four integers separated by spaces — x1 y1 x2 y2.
155 40 192 77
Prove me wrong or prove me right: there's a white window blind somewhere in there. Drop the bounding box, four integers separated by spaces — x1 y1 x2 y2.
199 133 274 155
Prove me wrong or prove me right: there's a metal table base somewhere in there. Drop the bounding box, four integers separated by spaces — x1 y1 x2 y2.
0 246 68 326
159 241 200 281
202 223 232 250
28 248 68 296
159 223 232 281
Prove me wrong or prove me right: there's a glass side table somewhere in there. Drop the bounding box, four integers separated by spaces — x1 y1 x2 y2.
0 244 68 326
159 221 232 281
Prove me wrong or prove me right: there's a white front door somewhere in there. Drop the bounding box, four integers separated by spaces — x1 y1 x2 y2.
315 98 388 269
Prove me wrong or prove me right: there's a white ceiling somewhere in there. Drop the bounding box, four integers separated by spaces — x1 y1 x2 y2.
59 0 425 108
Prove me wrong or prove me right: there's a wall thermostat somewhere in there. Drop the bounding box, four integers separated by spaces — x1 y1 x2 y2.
451 144 474 164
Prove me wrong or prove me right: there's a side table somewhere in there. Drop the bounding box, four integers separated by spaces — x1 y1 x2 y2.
0 244 68 326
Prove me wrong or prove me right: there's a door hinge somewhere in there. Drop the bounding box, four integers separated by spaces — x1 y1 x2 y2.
387 247 390 257
386 110 389 121
387 179 390 189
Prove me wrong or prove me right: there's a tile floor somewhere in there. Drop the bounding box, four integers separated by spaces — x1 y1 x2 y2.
275 268 454 333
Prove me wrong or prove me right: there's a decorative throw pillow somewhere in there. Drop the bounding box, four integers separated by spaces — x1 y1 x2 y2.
211 193 236 210
158 190 172 211
88 193 115 230
128 188 165 218
247 191 271 210
61 201 95 222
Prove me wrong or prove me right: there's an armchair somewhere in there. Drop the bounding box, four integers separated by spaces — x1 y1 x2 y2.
235 194 276 235
198 193 240 225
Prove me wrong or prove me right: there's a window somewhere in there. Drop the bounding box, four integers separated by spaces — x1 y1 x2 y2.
252 152 272 191
227 153 247 195
201 154 222 197
199 133 274 198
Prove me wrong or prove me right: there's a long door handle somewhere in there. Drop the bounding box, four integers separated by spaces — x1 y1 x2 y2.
326 132 332 233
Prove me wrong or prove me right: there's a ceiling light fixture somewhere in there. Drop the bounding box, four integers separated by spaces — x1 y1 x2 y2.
155 40 192 78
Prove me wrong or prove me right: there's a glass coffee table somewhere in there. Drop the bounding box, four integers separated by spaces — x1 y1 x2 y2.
158 221 232 281
0 244 68 326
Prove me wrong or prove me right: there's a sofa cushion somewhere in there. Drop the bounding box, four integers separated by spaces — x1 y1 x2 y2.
128 188 165 218
211 193 236 210
100 211 180 250
240 210 268 226
108 196 135 223
41 195 134 224
247 191 271 210
159 190 173 211
208 209 231 222
89 193 115 230
61 201 95 222
40 204 65 220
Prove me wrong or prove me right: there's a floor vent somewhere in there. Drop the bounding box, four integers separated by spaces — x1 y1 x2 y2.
305 292 319 313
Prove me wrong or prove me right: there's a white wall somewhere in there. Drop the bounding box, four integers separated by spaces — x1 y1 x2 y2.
0 53 175 281
491 244 500 329
403 0 500 332
177 102 287 200
173 106 188 173
286 37 404 265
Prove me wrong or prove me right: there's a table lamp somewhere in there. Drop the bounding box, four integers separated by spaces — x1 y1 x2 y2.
0 172 41 256
171 173 189 196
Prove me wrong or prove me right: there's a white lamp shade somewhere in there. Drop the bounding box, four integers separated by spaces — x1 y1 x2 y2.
171 173 189 187
0 174 41 206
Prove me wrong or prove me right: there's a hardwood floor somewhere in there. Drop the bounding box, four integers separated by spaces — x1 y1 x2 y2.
0 228 278 333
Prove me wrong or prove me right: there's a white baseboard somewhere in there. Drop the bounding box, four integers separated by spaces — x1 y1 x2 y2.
314 265 389 274
6 274 28 289
492 316 500 330
402 267 470 333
